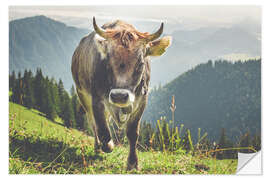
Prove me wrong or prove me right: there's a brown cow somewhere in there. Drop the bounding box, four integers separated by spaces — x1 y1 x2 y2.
71 17 171 170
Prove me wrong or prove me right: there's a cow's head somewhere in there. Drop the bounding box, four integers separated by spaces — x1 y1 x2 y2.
93 17 171 108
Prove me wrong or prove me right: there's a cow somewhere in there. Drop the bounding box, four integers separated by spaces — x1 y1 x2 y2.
71 17 172 170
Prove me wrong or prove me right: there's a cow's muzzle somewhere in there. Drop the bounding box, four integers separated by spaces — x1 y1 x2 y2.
109 89 135 107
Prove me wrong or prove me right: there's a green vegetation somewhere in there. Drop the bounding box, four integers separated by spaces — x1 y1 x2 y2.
144 59 261 143
9 68 84 131
9 59 260 174
9 102 237 174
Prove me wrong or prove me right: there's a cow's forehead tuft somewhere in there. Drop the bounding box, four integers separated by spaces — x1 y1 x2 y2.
102 20 136 31
101 20 150 48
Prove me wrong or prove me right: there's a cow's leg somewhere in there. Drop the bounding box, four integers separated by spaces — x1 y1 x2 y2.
86 112 101 153
92 98 114 153
93 123 102 153
126 102 146 170
126 119 140 170
76 90 104 153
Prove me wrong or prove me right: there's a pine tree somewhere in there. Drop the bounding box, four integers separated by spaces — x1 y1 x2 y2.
12 71 23 105
62 91 75 128
239 132 252 153
217 128 235 159
33 68 44 111
76 104 86 130
70 85 85 130
70 85 77 118
58 79 65 118
58 79 65 102
50 78 61 115
23 70 35 109
9 71 16 92
251 135 261 151
70 85 77 127
217 128 227 159
42 77 57 121
9 71 16 101
218 128 227 148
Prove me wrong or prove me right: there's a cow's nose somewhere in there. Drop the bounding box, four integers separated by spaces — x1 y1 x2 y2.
109 89 134 107
110 90 129 104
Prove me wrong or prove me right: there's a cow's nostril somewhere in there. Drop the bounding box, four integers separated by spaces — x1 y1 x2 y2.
111 93 120 100
110 92 129 103
123 93 128 99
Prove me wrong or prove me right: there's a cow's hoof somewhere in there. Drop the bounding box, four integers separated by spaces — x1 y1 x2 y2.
101 139 114 153
127 162 138 171
94 148 103 154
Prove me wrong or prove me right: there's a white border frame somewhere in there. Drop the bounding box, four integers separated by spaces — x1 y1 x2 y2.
1 1 269 180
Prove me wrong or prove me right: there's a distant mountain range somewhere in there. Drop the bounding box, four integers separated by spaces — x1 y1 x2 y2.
9 15 261 90
9 15 88 90
150 19 261 87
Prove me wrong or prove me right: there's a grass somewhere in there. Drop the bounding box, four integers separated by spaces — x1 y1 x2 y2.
9 102 237 174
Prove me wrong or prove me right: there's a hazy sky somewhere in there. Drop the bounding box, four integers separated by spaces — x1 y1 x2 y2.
10 5 261 24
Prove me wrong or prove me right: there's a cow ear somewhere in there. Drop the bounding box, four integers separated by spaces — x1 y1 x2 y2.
94 34 107 60
146 36 172 57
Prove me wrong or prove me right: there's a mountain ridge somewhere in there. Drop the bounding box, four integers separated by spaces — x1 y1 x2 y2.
9 15 89 90
9 15 261 89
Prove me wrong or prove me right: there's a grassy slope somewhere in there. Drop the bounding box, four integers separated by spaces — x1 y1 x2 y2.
9 102 237 174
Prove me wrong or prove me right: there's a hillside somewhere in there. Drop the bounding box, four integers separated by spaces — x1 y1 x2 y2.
143 59 261 143
9 15 88 90
9 102 237 174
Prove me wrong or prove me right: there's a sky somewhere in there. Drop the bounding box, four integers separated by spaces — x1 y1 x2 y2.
9 6 261 28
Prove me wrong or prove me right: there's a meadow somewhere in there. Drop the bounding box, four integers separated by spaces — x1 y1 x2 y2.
9 102 237 174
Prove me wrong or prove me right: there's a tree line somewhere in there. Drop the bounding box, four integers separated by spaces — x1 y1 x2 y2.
143 59 261 143
9 68 85 130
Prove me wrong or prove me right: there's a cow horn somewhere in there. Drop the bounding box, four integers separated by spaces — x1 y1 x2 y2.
146 22 164 42
93 17 109 39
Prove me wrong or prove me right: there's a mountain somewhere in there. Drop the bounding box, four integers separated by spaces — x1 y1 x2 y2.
9 15 89 90
143 59 261 142
9 15 261 90
150 24 261 87
232 17 261 37
193 26 260 56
